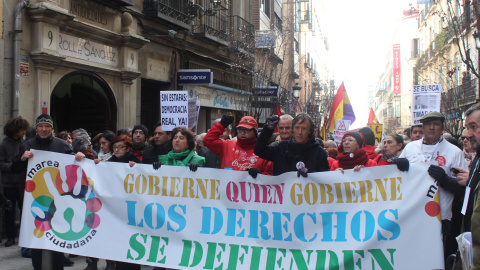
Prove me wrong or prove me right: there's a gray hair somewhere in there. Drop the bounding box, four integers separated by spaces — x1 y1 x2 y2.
324 140 337 148
279 114 294 121
72 128 90 140
196 133 206 143
72 135 90 153
466 103 480 117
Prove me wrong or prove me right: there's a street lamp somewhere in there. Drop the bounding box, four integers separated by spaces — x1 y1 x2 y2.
473 31 480 49
291 83 301 114
292 83 301 98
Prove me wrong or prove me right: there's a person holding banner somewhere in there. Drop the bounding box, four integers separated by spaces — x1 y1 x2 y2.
108 135 140 166
153 127 205 171
373 134 408 168
254 113 329 176
203 115 272 177
11 113 86 270
399 112 467 262
330 131 377 172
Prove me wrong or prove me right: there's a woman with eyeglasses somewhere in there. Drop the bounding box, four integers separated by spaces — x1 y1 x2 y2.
330 131 377 172
108 135 139 166
153 127 205 171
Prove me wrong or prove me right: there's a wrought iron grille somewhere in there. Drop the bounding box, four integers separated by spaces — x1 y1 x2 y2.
143 0 191 26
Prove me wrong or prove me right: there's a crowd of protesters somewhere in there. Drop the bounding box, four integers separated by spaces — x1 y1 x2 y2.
2 107 480 269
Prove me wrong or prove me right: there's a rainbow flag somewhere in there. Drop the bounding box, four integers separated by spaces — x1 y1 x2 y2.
327 82 356 132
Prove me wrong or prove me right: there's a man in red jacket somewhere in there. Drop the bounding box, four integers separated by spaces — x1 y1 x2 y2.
203 115 272 177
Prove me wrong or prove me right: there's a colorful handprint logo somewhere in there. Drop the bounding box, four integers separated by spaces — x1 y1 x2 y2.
26 164 101 241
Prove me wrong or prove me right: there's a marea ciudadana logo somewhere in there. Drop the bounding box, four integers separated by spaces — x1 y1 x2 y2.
26 163 102 248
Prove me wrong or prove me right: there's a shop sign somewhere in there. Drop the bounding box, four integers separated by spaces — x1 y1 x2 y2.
252 87 278 97
177 70 213 85
58 33 118 67
187 86 248 111
255 30 276 48
20 54 29 77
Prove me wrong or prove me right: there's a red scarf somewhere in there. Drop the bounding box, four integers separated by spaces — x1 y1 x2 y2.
237 136 257 148
336 148 369 169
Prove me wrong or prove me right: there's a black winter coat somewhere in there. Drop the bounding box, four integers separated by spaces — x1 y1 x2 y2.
254 126 329 176
12 134 74 172
0 137 24 187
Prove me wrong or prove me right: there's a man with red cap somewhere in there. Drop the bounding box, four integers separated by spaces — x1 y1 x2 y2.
203 115 272 176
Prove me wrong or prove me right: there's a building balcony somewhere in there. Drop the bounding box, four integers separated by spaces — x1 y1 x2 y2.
231 15 255 54
143 0 191 29
192 3 228 45
443 79 479 111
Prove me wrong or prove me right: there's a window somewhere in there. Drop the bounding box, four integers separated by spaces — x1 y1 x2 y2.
274 13 282 31
260 0 270 18
294 39 299 53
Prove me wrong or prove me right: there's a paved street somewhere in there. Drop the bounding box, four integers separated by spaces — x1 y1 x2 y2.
0 238 156 270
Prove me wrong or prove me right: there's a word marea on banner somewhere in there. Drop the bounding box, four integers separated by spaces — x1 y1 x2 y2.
21 150 444 270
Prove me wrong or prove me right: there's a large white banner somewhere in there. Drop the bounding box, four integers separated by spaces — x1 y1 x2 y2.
412 84 442 125
20 150 444 269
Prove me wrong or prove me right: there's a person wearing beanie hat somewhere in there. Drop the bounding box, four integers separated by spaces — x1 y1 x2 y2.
131 124 148 161
358 126 379 160
203 114 273 177
329 131 377 172
35 113 53 128
11 113 87 270
254 113 329 176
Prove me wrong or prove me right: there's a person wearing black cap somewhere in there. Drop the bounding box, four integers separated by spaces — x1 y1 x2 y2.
130 124 148 162
12 113 86 270
399 111 467 261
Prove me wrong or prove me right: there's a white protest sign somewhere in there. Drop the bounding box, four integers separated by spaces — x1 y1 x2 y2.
188 98 200 134
20 150 444 269
333 119 351 143
412 84 441 125
160 91 189 131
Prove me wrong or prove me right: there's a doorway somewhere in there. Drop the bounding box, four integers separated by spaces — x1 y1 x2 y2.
50 72 117 135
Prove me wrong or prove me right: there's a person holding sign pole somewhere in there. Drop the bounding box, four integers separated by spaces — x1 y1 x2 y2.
152 127 205 171
203 115 273 178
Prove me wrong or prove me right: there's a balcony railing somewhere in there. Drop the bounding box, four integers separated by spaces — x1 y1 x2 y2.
143 0 191 28
192 3 228 44
231 15 255 53
444 78 479 110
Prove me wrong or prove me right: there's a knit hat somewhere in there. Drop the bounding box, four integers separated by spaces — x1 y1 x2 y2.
342 132 364 147
36 113 53 128
132 124 148 138
358 127 376 146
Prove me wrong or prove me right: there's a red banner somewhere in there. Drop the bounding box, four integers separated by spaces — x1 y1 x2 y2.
393 44 401 94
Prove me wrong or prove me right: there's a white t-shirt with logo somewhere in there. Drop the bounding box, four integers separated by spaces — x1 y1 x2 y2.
399 138 468 220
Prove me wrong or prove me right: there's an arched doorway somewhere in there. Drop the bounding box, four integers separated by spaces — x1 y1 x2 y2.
51 72 117 135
